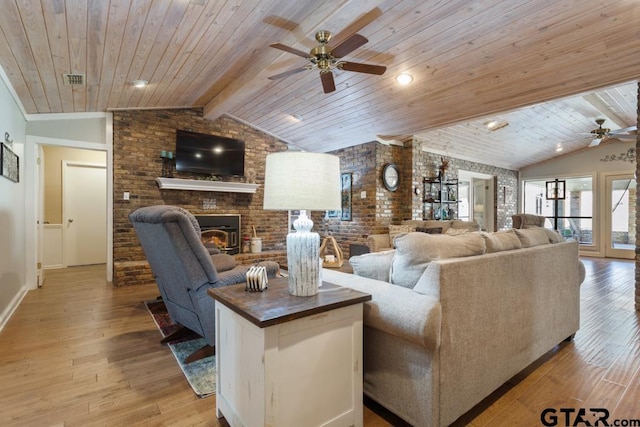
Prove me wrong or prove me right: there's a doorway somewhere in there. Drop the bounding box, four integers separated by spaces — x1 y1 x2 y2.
458 170 495 231
63 161 107 266
604 174 636 259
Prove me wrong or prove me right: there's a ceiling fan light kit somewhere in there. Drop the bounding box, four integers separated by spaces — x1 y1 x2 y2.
268 8 387 94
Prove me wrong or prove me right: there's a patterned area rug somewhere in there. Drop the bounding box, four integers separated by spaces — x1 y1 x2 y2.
144 300 216 398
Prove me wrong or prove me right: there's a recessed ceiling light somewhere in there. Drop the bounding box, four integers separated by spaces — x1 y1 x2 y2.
290 114 303 122
556 145 563 152
395 73 413 85
131 79 148 88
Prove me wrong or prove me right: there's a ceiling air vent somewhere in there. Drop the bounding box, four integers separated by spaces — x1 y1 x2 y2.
62 73 86 86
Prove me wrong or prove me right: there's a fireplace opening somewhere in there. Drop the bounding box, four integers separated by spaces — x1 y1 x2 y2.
195 215 240 255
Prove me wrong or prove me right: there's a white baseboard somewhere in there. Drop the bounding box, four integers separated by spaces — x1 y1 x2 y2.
0 285 29 333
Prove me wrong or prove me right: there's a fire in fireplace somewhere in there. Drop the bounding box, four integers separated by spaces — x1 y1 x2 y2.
195 214 241 255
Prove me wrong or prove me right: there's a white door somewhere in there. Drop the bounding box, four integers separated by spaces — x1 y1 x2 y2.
604 174 636 259
63 162 107 266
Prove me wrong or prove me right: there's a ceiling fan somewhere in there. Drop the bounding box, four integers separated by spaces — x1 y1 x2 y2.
587 118 638 147
267 8 387 93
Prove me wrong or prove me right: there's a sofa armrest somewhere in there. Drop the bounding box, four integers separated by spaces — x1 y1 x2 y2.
322 269 441 350
366 234 392 252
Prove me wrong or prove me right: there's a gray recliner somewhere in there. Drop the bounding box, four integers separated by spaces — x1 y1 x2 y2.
129 205 280 362
512 213 546 229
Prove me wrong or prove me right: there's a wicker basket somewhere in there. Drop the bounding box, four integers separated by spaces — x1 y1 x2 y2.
319 236 344 268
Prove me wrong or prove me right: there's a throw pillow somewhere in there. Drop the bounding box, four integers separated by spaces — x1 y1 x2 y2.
482 230 522 253
542 228 564 243
390 232 486 288
416 226 443 234
388 224 416 247
514 228 551 247
349 250 395 282
403 219 450 233
210 253 237 272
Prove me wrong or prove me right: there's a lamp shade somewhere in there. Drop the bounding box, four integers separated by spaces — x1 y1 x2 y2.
263 152 341 211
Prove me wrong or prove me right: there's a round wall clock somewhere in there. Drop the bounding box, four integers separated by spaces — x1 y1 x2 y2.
382 163 399 192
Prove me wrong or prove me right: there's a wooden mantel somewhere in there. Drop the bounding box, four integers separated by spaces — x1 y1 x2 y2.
155 177 260 193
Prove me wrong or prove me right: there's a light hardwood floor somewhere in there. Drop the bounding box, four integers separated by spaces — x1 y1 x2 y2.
0 258 638 426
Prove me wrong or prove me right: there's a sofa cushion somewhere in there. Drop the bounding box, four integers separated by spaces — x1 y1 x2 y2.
543 228 564 243
390 232 486 288
445 228 469 235
388 224 416 247
416 226 443 234
514 228 551 247
482 230 522 253
451 219 481 231
349 250 395 282
403 219 452 233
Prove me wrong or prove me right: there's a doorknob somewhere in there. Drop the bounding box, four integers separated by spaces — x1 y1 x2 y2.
68 218 74 223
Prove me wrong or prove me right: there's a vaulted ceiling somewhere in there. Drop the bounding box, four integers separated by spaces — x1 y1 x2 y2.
0 0 638 169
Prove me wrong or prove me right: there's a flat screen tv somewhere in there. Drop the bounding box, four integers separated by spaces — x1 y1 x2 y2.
175 130 245 177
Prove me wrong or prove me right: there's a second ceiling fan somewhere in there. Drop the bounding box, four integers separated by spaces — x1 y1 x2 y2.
268 8 387 93
588 119 638 147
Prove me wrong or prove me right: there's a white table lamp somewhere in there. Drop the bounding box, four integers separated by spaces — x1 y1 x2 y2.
263 152 341 296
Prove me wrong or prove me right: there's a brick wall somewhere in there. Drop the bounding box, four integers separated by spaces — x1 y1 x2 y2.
113 109 288 286
310 143 378 257
411 141 519 229
112 108 520 286
317 139 519 258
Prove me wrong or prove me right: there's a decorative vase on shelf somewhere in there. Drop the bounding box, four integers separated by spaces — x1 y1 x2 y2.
439 157 450 182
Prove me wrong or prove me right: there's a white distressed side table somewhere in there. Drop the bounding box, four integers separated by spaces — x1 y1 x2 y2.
208 277 371 427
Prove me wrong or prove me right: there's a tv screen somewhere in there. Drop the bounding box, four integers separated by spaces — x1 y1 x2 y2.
175 130 245 177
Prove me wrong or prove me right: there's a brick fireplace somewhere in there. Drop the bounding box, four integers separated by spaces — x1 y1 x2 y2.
196 214 241 255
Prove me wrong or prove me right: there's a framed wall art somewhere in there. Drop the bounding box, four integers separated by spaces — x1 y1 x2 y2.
0 142 19 183
340 172 352 221
326 209 340 218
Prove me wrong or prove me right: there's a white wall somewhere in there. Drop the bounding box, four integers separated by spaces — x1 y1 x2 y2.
26 116 106 144
0 68 27 331
520 141 635 178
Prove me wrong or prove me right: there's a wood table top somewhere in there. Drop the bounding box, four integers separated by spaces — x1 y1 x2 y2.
207 277 371 328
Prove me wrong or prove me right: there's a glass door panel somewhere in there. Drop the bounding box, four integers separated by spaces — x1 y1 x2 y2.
605 175 636 259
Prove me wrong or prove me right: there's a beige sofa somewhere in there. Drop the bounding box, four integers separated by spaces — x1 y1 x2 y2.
322 228 584 426
366 219 480 252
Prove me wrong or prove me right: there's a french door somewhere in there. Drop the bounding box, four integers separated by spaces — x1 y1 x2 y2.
604 174 636 259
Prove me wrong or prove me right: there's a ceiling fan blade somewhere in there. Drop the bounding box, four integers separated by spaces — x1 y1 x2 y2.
610 134 637 140
269 43 309 58
320 71 335 93
589 138 602 147
340 61 386 75
267 67 308 80
331 34 368 58
609 125 638 135
328 7 382 49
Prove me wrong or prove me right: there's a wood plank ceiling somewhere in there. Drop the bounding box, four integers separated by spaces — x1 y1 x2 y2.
0 0 638 169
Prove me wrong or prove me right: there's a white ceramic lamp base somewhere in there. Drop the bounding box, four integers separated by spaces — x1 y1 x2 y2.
286 210 320 296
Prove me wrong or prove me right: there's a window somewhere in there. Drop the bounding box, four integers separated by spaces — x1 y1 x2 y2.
523 176 593 244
